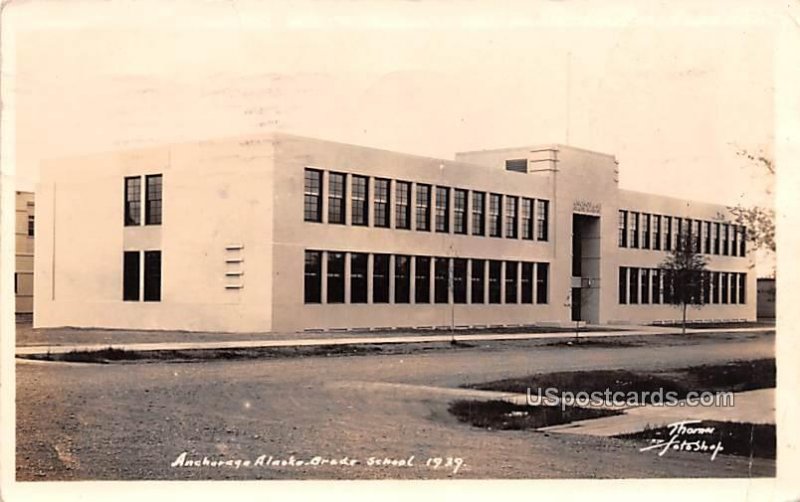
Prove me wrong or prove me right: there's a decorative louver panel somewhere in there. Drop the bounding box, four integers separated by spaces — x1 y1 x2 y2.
224 244 244 290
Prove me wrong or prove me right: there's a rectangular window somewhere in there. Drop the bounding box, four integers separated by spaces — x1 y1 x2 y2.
415 256 431 303
27 215 34 237
521 262 534 304
143 250 161 302
505 261 518 303
145 174 163 225
730 225 739 257
618 210 628 247
536 200 549 241
434 257 450 303
630 212 639 248
373 254 390 303
721 272 729 304
326 252 345 303
663 270 674 304
693 220 702 253
722 224 730 256
489 194 502 237
652 215 661 250
351 175 368 226
738 273 746 304
123 251 140 301
454 189 468 234
471 259 485 304
350 253 368 303
704 221 711 254
124 176 142 226
505 196 518 238
395 181 411 229
536 263 549 304
740 227 747 256
641 268 650 304
435 186 450 233
675 217 683 250
703 271 711 304
472 192 486 236
327 172 346 224
714 223 721 254
374 179 390 228
522 198 534 240
730 271 738 304
488 260 502 304
303 169 322 223
664 216 672 251
629 267 639 304
642 214 651 249
453 259 468 304
618 267 627 304
415 184 431 231
652 269 661 304
304 251 322 303
394 255 411 303
711 272 719 304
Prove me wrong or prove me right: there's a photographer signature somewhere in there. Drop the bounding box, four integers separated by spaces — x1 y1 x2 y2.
639 419 724 461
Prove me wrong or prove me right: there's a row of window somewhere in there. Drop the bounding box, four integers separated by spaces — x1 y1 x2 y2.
304 250 550 306
304 169 550 240
618 211 746 257
618 267 746 305
123 250 162 301
125 174 163 226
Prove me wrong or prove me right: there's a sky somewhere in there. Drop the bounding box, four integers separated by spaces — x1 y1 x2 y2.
5 0 775 212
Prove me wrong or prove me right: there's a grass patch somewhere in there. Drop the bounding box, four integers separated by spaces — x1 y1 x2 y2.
616 421 776 459
448 399 622 430
656 321 774 330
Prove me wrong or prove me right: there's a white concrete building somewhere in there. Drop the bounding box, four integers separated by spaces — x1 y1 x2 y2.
15 191 35 315
34 133 756 333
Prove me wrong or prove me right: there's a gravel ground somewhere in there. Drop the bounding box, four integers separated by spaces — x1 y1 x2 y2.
16 331 775 480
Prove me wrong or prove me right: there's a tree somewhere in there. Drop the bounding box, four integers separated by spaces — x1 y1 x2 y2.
659 233 709 335
728 150 775 255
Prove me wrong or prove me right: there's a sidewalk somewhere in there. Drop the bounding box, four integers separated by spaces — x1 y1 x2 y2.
15 325 773 356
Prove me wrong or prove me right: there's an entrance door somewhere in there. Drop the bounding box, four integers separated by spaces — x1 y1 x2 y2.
571 213 601 323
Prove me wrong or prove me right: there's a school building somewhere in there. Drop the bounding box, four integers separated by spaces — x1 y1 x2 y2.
33 133 756 333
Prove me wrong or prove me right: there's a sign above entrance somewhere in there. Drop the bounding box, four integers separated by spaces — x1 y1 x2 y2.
573 200 601 215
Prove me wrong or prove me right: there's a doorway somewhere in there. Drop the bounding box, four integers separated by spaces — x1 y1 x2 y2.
571 213 601 323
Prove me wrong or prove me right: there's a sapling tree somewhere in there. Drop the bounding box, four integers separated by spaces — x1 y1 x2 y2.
659 232 709 335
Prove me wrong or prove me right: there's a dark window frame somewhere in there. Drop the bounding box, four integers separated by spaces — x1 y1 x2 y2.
145 174 163 225
124 176 142 226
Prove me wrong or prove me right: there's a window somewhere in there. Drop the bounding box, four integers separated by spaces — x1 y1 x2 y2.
536 263 549 304
489 194 502 237
304 251 322 303
303 169 322 223
663 270 674 304
505 196 518 238
721 272 729 304
454 189 468 234
505 261 518 303
471 260 485 303
434 257 450 303
738 273 746 304
730 271 738 304
416 184 431 231
693 220 702 253
521 262 534 303
618 267 627 304
145 174 162 225
522 198 534 240
453 259 468 304
488 261 502 304
652 215 661 250
505 159 527 173
730 225 739 257
722 224 729 256
652 269 661 304
125 176 142 226
740 227 747 256
373 254 390 303
328 172 346 224
711 272 719 304
536 200 549 241
27 215 34 237
703 271 711 304
327 252 345 303
641 268 650 304
435 187 450 233
395 255 411 303
415 256 431 303
642 214 651 249
713 223 721 254
618 210 628 247
664 216 672 251
395 181 411 229
472 192 486 236
629 212 639 248
123 251 140 301
143 250 161 302
703 221 711 254
629 267 639 304
374 179 390 228
350 253 368 303
674 217 683 250
351 175 368 226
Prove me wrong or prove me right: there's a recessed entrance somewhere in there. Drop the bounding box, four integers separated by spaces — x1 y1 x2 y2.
571 213 601 323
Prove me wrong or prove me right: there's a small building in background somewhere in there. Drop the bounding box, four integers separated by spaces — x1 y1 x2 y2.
16 191 35 317
757 278 775 319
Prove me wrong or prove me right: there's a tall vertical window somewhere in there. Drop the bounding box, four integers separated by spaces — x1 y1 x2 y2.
713 223 721 254
304 251 322 303
415 256 431 303
642 214 651 249
536 200 549 241
351 175 368 226
374 179 390 228
522 198 534 240
327 172 346 224
471 259 485 304
415 184 431 231
664 216 672 251
123 251 140 301
693 220 702 253
521 262 534 303
652 269 661 304
373 254 390 303
663 270 674 304
674 218 683 250
730 225 739 257
472 192 486 236
711 272 719 304
629 212 639 248
143 250 161 302
27 215 34 237
435 187 450 233
536 263 549 304
703 221 711 254
652 215 661 250
618 210 628 247
703 271 711 304
434 257 450 303
326 252 345 303
350 253 368 303
640 268 650 304
395 181 411 229
395 255 411 303
453 259 468 304
454 189 468 234
488 261 502 304
124 176 142 226
618 267 628 304
740 227 747 256
489 194 502 237
722 224 730 256
738 273 746 304
721 272 729 304
505 261 518 303
628 267 639 304
730 272 739 304
505 196 518 238
303 169 322 223
145 174 163 225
